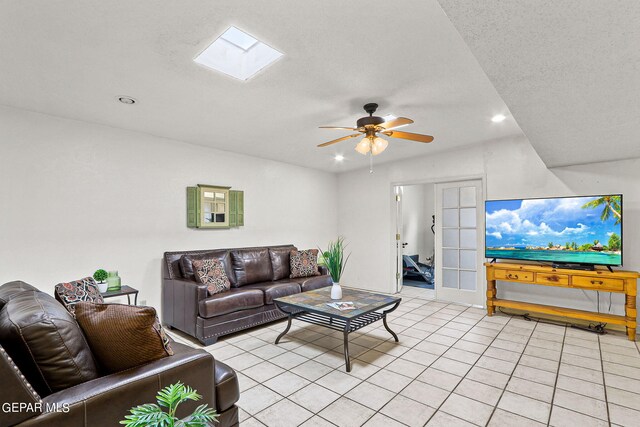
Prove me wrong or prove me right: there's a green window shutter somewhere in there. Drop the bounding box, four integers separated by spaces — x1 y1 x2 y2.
229 190 238 227
237 191 244 226
186 187 198 228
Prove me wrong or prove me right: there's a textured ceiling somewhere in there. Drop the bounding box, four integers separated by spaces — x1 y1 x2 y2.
0 1 523 172
437 0 640 168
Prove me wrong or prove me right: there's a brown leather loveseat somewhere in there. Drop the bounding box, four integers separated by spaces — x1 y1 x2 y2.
162 244 331 345
0 281 239 427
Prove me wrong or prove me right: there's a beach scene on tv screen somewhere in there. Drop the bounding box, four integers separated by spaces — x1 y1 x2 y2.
485 195 622 265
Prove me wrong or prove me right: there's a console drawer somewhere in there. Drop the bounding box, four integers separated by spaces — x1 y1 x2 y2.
571 276 624 291
536 273 569 286
494 270 533 282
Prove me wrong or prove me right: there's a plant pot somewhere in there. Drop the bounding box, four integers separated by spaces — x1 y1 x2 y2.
97 282 108 293
331 282 342 300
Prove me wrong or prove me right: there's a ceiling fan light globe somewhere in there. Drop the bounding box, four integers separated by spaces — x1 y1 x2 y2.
371 137 388 156
355 138 371 155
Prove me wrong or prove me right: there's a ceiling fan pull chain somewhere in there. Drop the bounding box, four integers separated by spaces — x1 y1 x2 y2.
369 151 374 174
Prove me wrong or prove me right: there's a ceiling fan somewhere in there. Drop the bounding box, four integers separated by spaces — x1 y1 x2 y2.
318 103 434 156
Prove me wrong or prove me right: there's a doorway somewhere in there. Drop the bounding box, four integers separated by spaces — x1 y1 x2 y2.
395 183 436 293
394 178 485 307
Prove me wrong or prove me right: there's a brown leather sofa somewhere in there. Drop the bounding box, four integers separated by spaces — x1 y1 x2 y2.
162 244 331 345
0 281 239 427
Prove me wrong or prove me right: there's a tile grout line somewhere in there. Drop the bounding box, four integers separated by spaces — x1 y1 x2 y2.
544 323 567 426
482 316 542 426
415 307 514 426
597 333 612 425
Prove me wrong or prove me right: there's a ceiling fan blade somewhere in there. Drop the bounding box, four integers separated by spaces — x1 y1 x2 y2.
377 117 414 131
317 133 361 147
385 130 434 143
319 126 359 131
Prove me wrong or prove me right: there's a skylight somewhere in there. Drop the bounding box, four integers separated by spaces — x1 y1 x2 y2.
194 26 283 81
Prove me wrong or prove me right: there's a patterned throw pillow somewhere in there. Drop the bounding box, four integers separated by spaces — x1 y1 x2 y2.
290 249 321 278
54 277 104 317
192 259 231 296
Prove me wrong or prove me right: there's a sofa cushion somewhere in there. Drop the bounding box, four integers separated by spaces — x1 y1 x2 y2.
0 280 39 310
54 277 104 317
244 282 301 305
193 259 231 296
215 360 240 412
231 248 274 286
269 247 296 281
0 291 99 396
75 302 174 374
290 249 321 278
199 288 264 318
180 250 237 286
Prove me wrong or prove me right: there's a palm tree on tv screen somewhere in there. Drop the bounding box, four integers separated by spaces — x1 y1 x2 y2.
581 195 621 225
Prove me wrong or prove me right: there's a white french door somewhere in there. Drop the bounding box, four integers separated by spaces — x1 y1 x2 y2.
435 180 485 306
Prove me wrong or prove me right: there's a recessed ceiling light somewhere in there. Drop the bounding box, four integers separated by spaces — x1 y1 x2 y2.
491 114 507 123
334 154 345 162
117 96 136 105
194 26 283 81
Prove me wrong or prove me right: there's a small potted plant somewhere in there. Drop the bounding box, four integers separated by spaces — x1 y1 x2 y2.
320 237 350 300
93 269 108 293
121 382 218 427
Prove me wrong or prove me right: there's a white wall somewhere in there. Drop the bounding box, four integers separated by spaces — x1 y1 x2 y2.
401 184 426 258
424 184 435 260
338 136 640 315
0 106 338 311
401 183 434 262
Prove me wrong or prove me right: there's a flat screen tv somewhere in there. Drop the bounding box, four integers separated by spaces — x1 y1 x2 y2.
485 194 622 267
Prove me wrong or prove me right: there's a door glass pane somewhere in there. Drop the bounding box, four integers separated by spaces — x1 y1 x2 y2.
460 250 477 270
460 208 476 227
443 188 458 208
460 229 477 248
460 271 476 290
443 269 458 289
442 209 459 227
443 229 459 248
443 249 459 268
460 187 476 207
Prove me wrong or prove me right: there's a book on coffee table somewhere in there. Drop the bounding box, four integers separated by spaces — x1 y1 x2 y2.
326 301 356 311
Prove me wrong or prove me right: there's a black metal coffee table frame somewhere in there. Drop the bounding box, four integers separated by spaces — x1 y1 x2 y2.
274 298 401 372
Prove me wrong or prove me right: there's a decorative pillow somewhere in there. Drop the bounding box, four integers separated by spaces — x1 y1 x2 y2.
290 249 321 278
0 291 99 396
75 302 174 374
54 277 104 316
192 259 231 295
179 251 236 285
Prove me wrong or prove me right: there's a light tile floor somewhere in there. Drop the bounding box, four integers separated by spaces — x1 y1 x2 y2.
168 287 640 427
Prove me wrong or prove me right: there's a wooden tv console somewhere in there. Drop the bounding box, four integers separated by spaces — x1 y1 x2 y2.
484 262 638 341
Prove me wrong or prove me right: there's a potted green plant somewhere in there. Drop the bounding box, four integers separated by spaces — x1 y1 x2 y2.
320 237 350 300
120 382 217 427
93 269 108 293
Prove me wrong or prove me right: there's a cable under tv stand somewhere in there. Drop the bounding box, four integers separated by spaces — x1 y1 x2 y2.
552 262 595 271
484 262 638 341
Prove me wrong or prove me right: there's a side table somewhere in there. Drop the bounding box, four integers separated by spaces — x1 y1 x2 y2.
100 285 139 305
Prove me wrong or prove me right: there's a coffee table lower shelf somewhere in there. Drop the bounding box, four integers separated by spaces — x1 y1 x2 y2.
274 301 400 372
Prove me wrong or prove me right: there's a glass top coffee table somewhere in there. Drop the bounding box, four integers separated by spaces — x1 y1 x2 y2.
273 287 401 372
